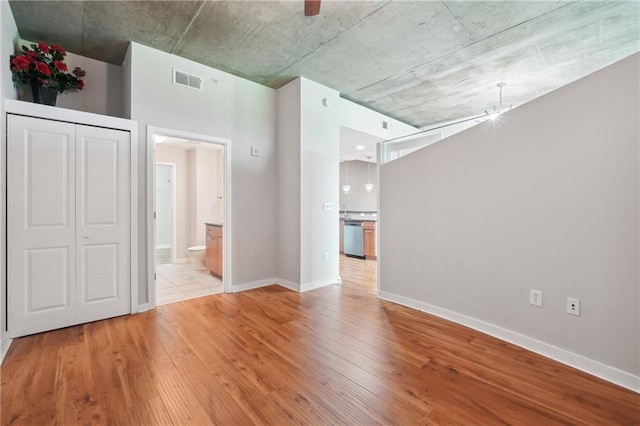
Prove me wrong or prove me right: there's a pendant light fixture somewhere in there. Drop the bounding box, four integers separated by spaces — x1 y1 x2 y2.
342 161 351 194
483 82 512 121
365 156 374 193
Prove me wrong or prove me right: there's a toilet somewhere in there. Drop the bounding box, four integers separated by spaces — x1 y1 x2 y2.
187 245 206 270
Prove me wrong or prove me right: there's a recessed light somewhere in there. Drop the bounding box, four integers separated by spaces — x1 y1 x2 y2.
356 145 365 150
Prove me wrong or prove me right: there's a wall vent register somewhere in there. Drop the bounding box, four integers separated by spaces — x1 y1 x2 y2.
173 69 203 91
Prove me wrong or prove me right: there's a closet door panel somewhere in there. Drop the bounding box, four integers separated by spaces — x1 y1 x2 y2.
76 125 131 321
8 115 77 337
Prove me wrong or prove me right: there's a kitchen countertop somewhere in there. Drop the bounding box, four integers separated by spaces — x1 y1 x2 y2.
205 222 223 227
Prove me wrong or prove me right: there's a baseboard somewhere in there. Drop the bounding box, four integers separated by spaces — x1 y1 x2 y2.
300 277 342 293
233 277 342 294
233 278 279 293
275 278 300 292
136 303 151 313
378 290 640 393
1 337 12 363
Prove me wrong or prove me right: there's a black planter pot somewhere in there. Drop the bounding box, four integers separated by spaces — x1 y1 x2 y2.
30 81 58 106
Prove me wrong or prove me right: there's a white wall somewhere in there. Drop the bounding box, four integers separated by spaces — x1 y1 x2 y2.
276 79 301 284
338 97 417 140
17 39 123 117
299 78 341 287
155 145 192 259
125 42 278 300
232 76 278 286
340 160 377 212
379 54 640 389
154 164 173 247
195 144 223 246
0 0 19 358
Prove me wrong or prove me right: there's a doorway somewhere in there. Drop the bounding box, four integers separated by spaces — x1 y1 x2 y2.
155 163 175 265
147 126 232 308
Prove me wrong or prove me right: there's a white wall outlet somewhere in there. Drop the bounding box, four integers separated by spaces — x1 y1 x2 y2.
323 251 329 261
323 202 332 211
567 298 580 316
530 289 543 307
250 146 261 157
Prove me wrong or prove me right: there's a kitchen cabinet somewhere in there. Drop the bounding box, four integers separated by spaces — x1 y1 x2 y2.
206 224 223 278
339 220 345 254
363 221 376 260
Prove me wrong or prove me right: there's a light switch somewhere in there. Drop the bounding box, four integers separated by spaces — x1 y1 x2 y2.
323 202 332 211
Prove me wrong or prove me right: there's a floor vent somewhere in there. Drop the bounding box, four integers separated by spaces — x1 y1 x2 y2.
173 69 203 91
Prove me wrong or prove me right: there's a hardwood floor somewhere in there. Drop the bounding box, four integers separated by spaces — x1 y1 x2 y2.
2 267 638 424
340 254 377 295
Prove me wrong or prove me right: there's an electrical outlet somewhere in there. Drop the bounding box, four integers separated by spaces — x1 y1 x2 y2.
250 146 261 157
567 298 580 316
323 251 329 261
530 289 543 307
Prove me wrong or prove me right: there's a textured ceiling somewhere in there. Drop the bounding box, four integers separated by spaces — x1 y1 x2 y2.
8 0 640 128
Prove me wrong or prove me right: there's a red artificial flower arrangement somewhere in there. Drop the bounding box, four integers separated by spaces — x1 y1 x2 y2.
10 42 86 93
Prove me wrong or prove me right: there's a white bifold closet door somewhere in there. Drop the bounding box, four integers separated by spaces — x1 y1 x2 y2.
8 115 131 338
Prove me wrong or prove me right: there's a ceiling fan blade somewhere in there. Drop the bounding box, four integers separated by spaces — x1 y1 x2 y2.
304 0 321 16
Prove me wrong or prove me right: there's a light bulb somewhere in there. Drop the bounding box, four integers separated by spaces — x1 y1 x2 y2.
342 184 351 194
365 183 374 193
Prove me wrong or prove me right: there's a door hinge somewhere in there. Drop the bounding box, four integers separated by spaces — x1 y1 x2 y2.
154 211 156 219
154 273 156 281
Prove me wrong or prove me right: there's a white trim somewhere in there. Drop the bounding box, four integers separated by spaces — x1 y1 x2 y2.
275 278 300 292
299 277 342 293
1 338 12 363
5 99 135 129
233 278 278 293
147 126 233 312
378 290 640 393
136 303 151 313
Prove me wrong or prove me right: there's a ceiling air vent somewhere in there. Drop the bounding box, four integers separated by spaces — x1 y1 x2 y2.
173 69 203 91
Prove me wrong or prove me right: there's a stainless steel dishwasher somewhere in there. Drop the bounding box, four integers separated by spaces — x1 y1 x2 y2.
343 221 365 259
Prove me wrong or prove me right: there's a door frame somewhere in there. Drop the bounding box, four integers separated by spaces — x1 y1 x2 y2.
146 126 232 309
154 162 177 264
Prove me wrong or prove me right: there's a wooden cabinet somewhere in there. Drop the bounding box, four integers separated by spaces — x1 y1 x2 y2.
205 224 223 278
363 221 376 260
339 220 345 254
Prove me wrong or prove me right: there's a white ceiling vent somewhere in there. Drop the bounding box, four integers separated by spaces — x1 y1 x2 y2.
173 68 203 91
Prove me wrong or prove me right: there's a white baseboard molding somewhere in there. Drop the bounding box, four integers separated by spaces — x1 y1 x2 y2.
1 337 13 363
378 290 640 393
275 278 300 292
233 277 342 294
300 277 342 293
233 278 279 293
136 303 151 313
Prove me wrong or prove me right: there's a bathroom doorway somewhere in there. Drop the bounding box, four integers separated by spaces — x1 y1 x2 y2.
147 126 232 308
155 163 175 265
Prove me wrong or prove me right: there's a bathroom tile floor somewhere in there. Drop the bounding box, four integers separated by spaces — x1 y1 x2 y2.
156 261 223 305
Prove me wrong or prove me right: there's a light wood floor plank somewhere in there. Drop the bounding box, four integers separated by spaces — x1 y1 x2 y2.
1 255 638 424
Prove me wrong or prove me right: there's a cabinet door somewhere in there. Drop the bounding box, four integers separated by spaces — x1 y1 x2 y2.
8 115 78 337
206 234 218 274
217 237 223 278
75 125 131 323
363 222 376 259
